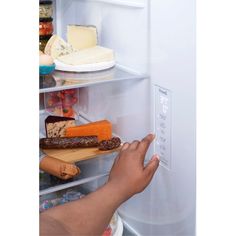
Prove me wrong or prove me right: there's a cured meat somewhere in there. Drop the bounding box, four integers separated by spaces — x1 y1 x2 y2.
98 137 121 151
40 136 98 149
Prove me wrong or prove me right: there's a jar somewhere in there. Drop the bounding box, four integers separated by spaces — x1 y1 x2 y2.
39 18 53 36
39 1 53 18
39 35 52 51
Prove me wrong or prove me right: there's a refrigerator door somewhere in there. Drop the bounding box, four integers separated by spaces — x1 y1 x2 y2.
52 0 195 235
118 0 196 235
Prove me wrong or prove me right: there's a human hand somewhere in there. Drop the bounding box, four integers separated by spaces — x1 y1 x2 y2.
107 134 159 201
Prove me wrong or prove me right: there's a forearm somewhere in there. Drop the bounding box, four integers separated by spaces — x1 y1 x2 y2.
40 182 126 236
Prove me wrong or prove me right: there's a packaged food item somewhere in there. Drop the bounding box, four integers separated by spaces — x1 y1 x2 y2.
62 190 85 202
40 190 85 212
65 120 112 141
103 213 119 236
39 1 53 18
67 25 98 50
39 54 55 76
40 198 65 212
45 115 76 138
39 18 54 36
102 227 112 236
44 89 79 118
39 35 52 51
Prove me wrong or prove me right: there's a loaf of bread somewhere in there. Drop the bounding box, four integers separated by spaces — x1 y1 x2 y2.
40 156 80 180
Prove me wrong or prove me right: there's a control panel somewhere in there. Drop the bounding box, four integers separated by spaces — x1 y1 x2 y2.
155 86 171 170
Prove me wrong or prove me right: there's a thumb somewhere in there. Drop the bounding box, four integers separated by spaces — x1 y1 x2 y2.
144 155 160 178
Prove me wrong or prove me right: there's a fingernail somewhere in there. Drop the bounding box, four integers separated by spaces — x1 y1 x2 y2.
151 154 160 162
150 133 156 139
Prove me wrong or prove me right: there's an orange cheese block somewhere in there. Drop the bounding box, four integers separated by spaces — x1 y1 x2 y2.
65 120 112 141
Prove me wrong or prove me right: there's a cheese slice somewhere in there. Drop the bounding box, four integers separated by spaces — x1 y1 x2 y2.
57 46 114 65
67 25 98 50
44 35 76 59
65 120 112 141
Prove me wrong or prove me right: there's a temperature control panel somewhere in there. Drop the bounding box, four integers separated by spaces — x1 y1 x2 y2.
155 86 171 170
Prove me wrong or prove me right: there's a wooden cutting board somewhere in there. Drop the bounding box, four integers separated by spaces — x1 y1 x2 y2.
42 146 121 163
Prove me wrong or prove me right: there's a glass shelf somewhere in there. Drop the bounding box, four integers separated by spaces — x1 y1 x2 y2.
39 66 148 93
40 152 117 196
86 0 146 8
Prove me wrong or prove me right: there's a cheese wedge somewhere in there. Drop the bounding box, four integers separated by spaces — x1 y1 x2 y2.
65 120 112 141
67 25 98 50
45 116 76 138
57 46 114 65
44 35 76 59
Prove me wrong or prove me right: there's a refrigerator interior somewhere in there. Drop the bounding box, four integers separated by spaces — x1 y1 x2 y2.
42 0 152 143
40 0 196 235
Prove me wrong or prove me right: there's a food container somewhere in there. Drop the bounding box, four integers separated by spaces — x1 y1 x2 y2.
39 18 53 36
39 1 53 18
39 188 85 212
39 35 52 51
44 89 79 118
39 63 56 75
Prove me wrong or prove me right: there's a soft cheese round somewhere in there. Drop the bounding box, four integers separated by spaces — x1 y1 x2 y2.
39 54 54 65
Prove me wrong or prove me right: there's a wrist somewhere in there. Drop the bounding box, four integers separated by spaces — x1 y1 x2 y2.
103 181 132 205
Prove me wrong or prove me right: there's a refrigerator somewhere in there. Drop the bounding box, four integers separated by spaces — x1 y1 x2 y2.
39 0 196 235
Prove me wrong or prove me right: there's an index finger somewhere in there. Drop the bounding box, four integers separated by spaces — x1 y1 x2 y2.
137 134 155 156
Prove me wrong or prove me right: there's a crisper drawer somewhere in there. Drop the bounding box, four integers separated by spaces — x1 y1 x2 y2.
40 175 108 207
40 175 124 236
40 152 117 196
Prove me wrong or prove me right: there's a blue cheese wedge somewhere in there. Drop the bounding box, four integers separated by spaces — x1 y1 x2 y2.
44 35 77 59
57 46 114 65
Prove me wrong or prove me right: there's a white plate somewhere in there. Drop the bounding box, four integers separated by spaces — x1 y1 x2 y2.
55 59 116 72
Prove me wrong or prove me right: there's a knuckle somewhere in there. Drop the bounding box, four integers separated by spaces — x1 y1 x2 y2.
132 140 139 144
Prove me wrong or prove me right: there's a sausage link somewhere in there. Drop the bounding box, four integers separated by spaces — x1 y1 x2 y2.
98 137 121 151
40 136 99 149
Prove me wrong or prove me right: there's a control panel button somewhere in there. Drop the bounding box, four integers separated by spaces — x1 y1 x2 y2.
155 85 171 170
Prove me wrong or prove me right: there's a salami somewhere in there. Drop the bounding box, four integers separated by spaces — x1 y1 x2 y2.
98 137 121 151
40 136 99 149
